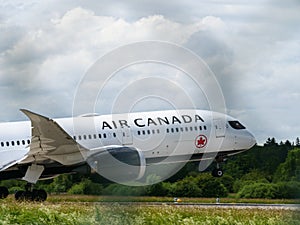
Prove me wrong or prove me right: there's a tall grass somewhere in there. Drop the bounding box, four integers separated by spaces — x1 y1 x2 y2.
0 198 299 225
46 194 300 204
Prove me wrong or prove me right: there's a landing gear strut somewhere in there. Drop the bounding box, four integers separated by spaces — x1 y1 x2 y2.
211 156 226 178
15 183 47 201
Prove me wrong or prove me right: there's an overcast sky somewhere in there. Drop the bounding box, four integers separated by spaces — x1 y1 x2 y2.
0 0 299 144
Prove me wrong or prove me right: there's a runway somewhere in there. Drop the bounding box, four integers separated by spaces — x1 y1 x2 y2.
104 202 300 210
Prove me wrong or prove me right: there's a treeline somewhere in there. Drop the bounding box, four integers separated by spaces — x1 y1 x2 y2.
1 138 300 199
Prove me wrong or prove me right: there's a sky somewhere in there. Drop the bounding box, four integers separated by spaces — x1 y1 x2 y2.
0 0 299 144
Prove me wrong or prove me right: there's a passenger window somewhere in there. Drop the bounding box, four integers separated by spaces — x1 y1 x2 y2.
185 127 188 132
199 126 202 131
17 140 20 145
142 130 146 135
94 134 97 139
204 126 207 130
22 140 25 145
137 130 141 135
98 134 101 139
27 140 30 144
166 128 169 133
88 135 92 139
103 133 107 138
147 130 151 135
6 142 9 147
113 133 116 137
83 135 87 140
171 128 174 133
1 142 4 147
157 129 160 134
11 141 15 146
79 135 82 140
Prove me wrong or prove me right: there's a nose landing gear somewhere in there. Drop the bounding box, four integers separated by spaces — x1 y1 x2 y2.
211 155 226 178
212 168 223 177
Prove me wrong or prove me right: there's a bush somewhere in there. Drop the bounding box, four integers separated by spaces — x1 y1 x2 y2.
195 173 228 197
172 177 202 197
68 179 103 195
218 174 234 193
103 183 145 196
233 170 269 193
145 182 170 197
238 183 279 199
201 179 228 197
276 181 300 199
44 174 74 194
8 186 23 194
233 178 269 193
68 183 85 195
238 181 300 199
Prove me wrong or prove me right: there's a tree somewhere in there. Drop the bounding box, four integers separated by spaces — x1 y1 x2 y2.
273 148 300 182
264 137 278 146
296 137 300 147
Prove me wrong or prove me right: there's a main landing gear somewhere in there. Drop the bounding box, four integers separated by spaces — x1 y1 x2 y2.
15 183 47 202
0 186 9 199
211 156 226 178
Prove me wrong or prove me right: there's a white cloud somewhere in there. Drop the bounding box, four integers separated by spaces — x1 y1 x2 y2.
0 1 299 144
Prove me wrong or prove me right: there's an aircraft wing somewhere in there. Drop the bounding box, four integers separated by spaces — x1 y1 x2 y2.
0 153 28 172
18 109 85 165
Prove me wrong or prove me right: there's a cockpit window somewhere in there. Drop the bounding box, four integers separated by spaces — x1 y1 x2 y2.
228 121 246 130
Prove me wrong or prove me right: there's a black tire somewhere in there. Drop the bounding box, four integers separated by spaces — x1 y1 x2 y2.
15 190 25 201
0 186 9 199
23 191 33 201
216 169 223 177
212 169 223 177
32 189 47 202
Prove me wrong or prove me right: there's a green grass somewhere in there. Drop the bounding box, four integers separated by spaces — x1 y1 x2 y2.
45 194 300 204
0 195 299 224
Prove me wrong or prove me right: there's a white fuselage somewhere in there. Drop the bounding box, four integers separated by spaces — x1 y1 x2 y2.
0 109 255 169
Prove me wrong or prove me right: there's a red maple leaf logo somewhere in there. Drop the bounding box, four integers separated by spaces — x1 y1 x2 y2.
195 135 207 148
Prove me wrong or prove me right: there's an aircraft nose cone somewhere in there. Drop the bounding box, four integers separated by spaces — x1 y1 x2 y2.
248 131 256 148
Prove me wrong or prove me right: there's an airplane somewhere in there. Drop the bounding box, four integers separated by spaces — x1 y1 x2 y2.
0 109 256 201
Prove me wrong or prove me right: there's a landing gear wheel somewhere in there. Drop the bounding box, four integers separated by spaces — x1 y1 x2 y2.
15 190 25 201
0 186 9 199
15 190 32 201
32 189 47 201
212 168 223 177
15 189 47 201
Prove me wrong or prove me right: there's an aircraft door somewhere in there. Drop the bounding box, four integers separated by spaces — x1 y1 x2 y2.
213 119 225 138
122 127 133 145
